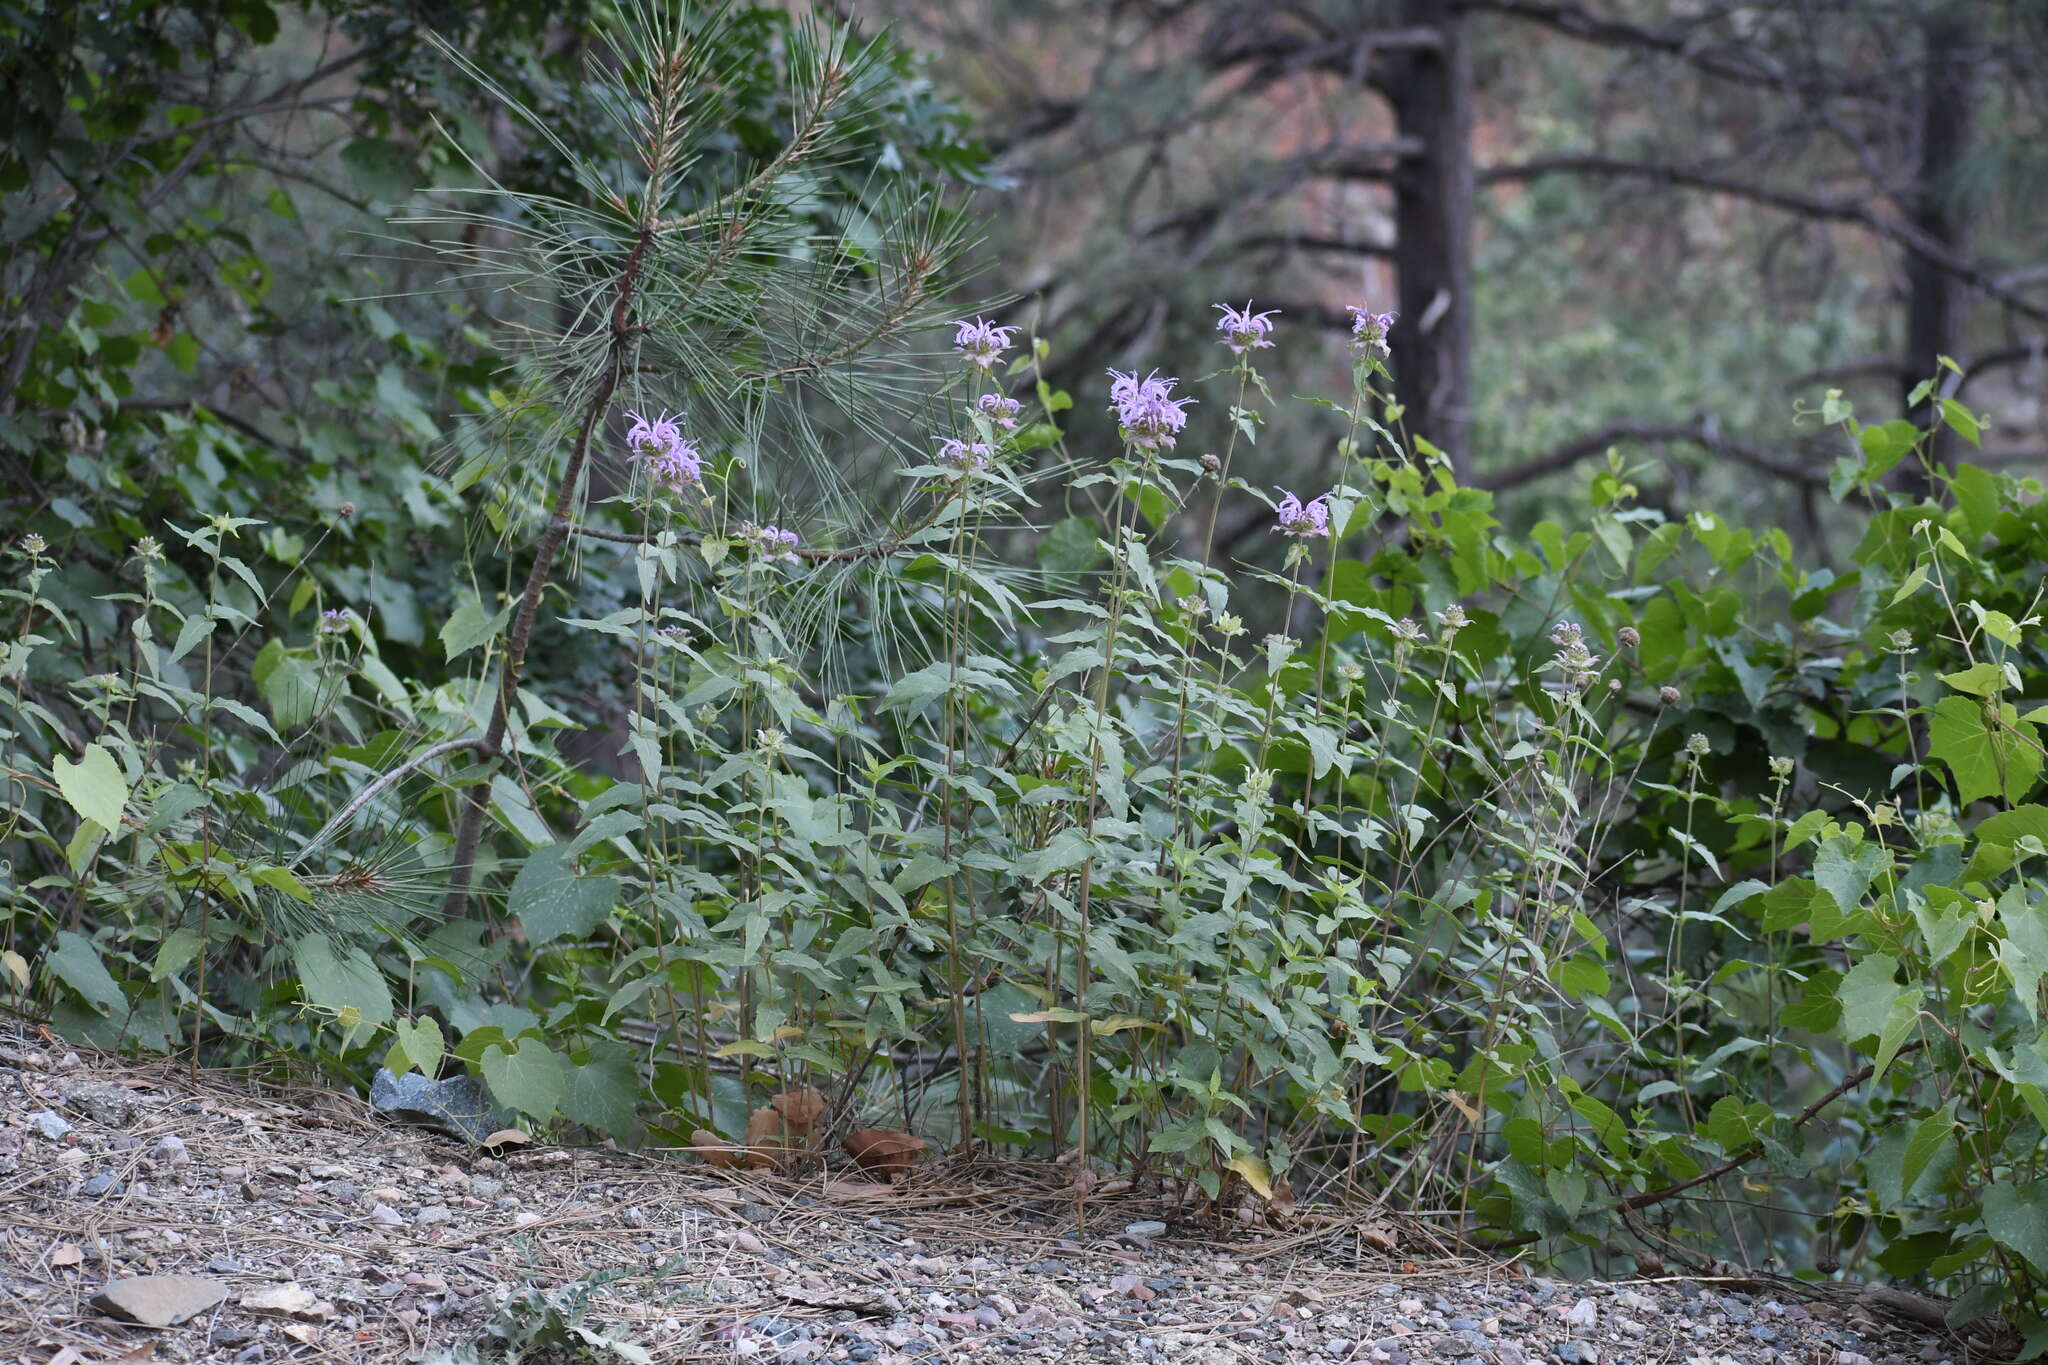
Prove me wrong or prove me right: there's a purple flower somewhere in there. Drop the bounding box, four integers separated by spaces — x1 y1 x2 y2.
1106 369 1195 451
624 409 705 491
1273 490 1331 538
974 393 1022 430
1214 300 1279 355
1346 305 1396 357
952 317 1016 370
743 522 801 563
936 438 994 471
318 608 354 635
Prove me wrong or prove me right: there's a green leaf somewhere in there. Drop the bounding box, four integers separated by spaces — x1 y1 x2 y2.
1929 697 2044 806
1038 517 1104 576
441 598 512 661
1911 889 1972 967
1939 398 1982 447
51 744 128 833
292 934 393 1041
1999 896 2048 1022
151 928 204 982
1984 1180 2048 1271
508 844 619 947
1838 954 1910 1044
560 1046 641 1139
1812 837 1889 918
258 653 324 730
1900 1102 1956 1198
46 931 127 1015
339 137 417 201
388 1016 445 1079
482 1038 566 1120
1554 957 1610 999
1941 663 2006 698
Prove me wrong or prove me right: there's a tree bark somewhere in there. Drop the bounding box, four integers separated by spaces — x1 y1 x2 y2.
1384 1 1475 477
1901 10 1977 474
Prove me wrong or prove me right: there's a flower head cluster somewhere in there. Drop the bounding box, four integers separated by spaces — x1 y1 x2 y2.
131 536 164 563
952 317 1015 371
1435 604 1469 636
1347 305 1396 356
742 522 801 563
624 410 705 492
936 438 994 472
319 609 354 635
1214 300 1279 355
1107 369 1194 451
1273 489 1331 537
975 393 1022 430
1548 620 1601 690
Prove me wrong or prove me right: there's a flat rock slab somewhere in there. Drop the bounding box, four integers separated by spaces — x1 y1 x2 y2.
63 1081 139 1127
92 1275 230 1327
368 1067 511 1142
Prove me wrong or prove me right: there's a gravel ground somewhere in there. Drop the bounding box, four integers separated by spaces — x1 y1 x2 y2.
0 1029 1979 1364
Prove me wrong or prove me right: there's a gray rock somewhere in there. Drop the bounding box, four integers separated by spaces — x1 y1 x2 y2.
153 1134 191 1168
81 1171 125 1197
368 1068 511 1142
31 1110 72 1141
469 1176 503 1199
1124 1220 1167 1240
416 1204 453 1226
92 1275 230 1326
64 1081 139 1127
1494 1346 1527 1365
370 1202 404 1227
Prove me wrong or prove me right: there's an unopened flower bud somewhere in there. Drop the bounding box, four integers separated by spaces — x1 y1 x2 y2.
339 501 356 519
1200 452 1221 476
1769 756 1795 779
1685 733 1710 758
1618 626 1639 648
1659 686 1681 706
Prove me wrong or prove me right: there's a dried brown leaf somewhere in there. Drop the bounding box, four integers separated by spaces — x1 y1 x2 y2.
841 1128 925 1179
479 1128 530 1152
1359 1219 1398 1253
48 1243 82 1268
821 1177 898 1201
770 1085 826 1134
689 1129 747 1170
742 1105 794 1169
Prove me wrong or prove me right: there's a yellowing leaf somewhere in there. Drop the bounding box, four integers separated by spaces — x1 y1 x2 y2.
1226 1154 1273 1199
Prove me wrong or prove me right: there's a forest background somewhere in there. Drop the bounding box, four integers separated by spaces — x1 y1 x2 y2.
6 0 2048 1351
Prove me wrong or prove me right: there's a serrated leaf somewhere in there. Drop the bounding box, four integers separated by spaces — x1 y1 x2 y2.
292 934 392 1042
45 931 126 1015
51 745 128 833
440 598 512 661
1984 1180 2048 1271
559 1045 640 1139
508 844 618 947
482 1038 566 1120
388 1015 444 1079
1929 697 2044 806
1901 1102 1956 1197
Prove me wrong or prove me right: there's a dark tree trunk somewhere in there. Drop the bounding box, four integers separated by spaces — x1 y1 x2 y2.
1384 1 1475 478
1902 11 1976 474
